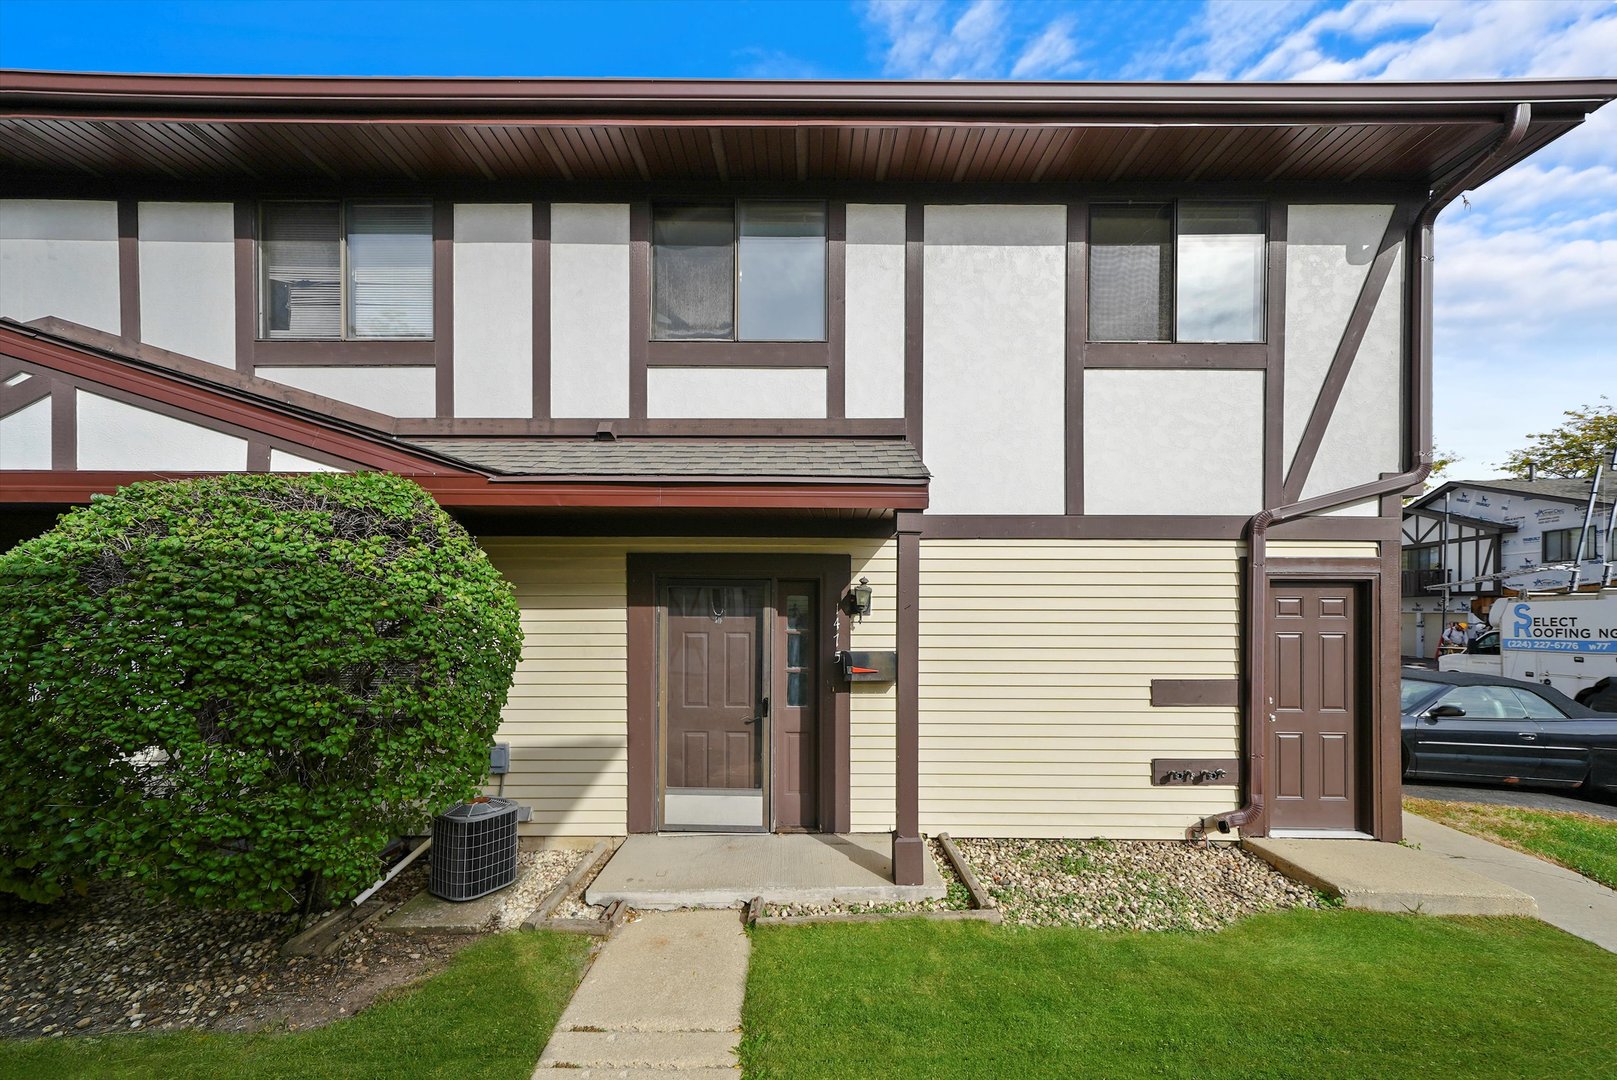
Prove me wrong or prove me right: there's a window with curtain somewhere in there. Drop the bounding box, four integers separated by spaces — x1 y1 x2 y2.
1089 201 1265 344
652 201 826 342
260 200 433 340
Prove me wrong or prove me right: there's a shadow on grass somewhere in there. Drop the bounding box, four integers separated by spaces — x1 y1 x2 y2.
0 930 591 1080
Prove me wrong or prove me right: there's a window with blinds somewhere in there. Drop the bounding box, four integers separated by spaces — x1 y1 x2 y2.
651 200 826 342
259 200 433 340
1088 201 1265 344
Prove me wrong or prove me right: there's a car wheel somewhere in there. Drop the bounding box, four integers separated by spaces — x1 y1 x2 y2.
1401 744 1411 780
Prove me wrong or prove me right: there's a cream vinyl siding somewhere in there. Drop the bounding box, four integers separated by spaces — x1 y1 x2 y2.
918 539 1244 839
479 536 896 836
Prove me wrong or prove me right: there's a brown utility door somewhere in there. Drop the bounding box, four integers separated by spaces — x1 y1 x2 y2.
662 582 767 829
772 581 819 830
1268 582 1363 831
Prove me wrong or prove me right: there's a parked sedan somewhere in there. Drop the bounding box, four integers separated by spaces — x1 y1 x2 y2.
1400 670 1617 798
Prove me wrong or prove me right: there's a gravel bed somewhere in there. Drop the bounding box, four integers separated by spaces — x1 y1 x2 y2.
0 863 470 1039
489 847 587 930
955 838 1320 931
764 839 973 918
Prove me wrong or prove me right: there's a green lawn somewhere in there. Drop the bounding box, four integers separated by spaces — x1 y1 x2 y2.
0 930 591 1080
1405 797 1617 889
741 910 1617 1080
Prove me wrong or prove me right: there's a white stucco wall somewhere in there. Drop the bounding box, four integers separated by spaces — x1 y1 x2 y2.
1085 369 1265 515
0 395 52 469
269 449 343 472
844 203 906 419
454 203 533 418
551 203 630 418
76 391 247 471
0 199 121 333
1282 204 1392 476
646 367 828 418
1301 243 1405 500
138 202 235 367
922 204 1067 515
255 366 436 416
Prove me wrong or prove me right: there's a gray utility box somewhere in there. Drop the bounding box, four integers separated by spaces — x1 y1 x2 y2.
429 797 519 902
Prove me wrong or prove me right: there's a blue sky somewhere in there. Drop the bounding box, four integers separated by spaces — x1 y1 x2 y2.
2 0 1612 476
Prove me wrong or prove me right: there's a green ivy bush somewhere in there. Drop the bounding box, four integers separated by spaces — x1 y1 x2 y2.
0 472 522 911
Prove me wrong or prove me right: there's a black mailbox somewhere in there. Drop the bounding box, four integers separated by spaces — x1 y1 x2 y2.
838 650 897 683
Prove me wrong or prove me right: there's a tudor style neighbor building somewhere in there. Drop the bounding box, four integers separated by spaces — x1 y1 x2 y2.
2 72 1613 883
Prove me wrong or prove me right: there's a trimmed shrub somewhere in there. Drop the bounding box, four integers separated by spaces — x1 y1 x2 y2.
0 472 522 911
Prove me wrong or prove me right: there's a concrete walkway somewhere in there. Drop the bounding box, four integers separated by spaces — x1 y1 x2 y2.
535 909 748 1078
1244 835 1537 917
1402 811 1617 953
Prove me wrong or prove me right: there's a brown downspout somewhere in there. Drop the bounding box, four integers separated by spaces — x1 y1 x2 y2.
1190 102 1532 841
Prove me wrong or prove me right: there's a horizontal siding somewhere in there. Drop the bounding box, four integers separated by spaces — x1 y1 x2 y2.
918 539 1243 840
480 535 897 836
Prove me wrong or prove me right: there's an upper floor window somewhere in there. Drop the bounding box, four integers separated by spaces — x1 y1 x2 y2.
652 201 826 342
1403 545 1440 571
1544 525 1601 562
259 200 433 341
1089 201 1265 344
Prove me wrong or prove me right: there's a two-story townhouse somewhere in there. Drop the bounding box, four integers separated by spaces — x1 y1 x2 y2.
3 73 1613 881
1402 475 1613 656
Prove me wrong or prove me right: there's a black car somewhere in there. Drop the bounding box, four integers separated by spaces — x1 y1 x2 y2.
1400 669 1617 797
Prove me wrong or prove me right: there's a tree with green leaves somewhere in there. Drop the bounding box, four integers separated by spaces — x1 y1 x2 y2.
0 472 522 913
1502 398 1617 479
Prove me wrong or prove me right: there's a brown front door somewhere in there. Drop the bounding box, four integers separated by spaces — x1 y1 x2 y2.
773 581 819 830
1268 582 1362 831
661 582 767 830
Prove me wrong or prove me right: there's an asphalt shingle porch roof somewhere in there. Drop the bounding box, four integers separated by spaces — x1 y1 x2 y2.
401 437 930 483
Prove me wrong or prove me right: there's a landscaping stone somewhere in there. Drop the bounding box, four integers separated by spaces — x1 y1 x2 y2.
0 864 467 1038
954 837 1321 930
380 848 586 934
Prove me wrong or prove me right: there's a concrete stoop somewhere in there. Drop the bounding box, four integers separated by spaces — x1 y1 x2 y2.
1243 835 1538 917
534 909 747 1078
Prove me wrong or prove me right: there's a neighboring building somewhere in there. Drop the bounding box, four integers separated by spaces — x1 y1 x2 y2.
3 72 1613 872
1401 478 1613 657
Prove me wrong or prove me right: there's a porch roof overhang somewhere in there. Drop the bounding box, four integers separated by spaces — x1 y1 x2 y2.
3 72 1613 190
0 320 929 513
1401 506 1516 534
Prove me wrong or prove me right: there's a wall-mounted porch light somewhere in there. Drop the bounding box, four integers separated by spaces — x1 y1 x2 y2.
843 576 873 623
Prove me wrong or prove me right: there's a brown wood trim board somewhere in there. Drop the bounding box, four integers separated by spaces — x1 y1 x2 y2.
1149 679 1239 708
117 198 140 347
532 201 551 420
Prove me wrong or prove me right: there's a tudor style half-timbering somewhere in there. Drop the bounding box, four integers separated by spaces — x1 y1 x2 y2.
4 73 1613 878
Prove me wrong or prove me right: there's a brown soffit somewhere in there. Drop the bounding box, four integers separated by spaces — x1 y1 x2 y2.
3 72 1610 188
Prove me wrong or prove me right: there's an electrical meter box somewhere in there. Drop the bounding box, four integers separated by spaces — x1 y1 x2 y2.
838 650 897 683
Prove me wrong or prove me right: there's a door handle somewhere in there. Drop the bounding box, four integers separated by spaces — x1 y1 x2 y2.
1518 732 1536 740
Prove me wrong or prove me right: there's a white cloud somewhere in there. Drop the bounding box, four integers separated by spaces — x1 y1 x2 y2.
1010 16 1080 79
863 0 1083 79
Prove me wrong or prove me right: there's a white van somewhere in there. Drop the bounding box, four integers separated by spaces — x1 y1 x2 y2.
1440 590 1617 701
